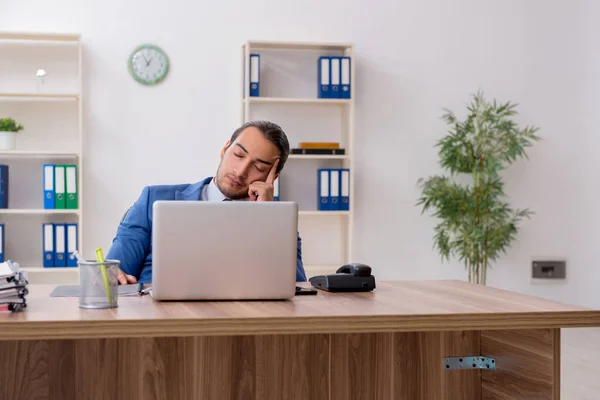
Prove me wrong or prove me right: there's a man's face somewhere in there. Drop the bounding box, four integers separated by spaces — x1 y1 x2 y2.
215 127 280 199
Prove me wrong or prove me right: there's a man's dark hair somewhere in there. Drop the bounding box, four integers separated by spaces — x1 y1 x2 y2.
228 120 290 174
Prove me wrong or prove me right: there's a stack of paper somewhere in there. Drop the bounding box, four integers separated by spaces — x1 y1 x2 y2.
0 261 28 312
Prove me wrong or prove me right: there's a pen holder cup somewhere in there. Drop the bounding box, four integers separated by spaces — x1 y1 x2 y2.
78 259 120 309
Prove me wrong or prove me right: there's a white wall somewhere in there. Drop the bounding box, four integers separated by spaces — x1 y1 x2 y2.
2 0 600 307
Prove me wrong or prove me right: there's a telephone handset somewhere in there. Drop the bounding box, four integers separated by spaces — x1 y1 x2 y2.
309 262 376 292
336 263 372 277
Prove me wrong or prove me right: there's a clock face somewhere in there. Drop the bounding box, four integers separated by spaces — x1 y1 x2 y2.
128 44 169 85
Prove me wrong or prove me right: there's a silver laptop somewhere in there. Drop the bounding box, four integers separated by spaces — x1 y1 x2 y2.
150 200 298 300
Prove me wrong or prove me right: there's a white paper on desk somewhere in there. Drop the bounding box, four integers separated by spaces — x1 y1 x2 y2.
0 287 26 300
0 277 26 290
0 262 17 279
0 281 25 291
0 298 27 306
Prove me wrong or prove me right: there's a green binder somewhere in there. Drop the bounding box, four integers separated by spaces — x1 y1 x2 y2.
65 164 78 209
54 165 66 209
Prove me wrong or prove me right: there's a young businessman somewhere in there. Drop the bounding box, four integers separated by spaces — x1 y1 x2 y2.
106 120 307 285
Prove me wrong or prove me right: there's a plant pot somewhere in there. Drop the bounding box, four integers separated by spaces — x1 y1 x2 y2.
0 131 16 150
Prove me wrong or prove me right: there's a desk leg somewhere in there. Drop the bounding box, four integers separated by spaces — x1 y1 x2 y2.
481 328 560 400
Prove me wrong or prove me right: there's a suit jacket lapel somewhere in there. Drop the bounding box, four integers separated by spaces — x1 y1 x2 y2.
175 177 212 201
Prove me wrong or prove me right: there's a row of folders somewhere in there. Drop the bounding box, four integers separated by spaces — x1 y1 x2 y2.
272 168 350 210
44 164 78 209
248 54 351 99
43 223 78 268
318 168 350 211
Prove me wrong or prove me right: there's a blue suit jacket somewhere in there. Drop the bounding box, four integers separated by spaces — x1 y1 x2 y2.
106 177 307 284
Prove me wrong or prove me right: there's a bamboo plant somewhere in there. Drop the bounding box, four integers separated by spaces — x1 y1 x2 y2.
417 91 541 285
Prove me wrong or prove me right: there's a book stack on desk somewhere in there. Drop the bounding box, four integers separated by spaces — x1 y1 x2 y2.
0 261 28 312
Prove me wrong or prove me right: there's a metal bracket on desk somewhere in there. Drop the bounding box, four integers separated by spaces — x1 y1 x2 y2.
443 356 496 371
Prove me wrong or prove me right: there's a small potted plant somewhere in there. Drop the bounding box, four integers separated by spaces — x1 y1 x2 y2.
0 118 24 150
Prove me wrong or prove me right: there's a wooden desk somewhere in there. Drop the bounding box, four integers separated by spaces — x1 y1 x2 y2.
1 280 599 400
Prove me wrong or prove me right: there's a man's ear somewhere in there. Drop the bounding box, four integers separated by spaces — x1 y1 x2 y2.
220 140 231 159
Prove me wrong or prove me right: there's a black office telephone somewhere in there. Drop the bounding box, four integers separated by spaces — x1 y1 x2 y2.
309 263 376 292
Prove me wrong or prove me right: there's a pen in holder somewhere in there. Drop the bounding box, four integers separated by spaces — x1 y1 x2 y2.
74 250 119 309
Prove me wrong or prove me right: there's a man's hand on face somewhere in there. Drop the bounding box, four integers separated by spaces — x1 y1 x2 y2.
117 268 137 285
247 159 279 201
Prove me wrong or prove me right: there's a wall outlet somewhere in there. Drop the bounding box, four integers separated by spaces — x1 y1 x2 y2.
532 260 566 279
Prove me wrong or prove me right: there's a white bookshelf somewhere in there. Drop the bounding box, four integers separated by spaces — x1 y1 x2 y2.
0 209 80 215
241 40 355 279
243 97 351 106
0 31 83 284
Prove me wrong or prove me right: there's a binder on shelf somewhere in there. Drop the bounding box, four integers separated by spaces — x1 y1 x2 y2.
0 224 4 263
340 168 350 211
316 168 350 212
65 164 78 209
66 223 78 267
330 169 340 210
318 56 331 98
273 176 280 201
43 164 54 209
250 53 260 97
330 56 340 98
54 223 66 267
43 223 55 268
54 165 66 209
340 56 351 99
318 168 330 210
0 164 8 209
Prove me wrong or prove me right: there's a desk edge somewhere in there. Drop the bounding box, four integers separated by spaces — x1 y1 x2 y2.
2 310 600 340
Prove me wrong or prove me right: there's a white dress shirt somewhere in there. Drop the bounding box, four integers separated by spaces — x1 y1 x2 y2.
201 178 228 201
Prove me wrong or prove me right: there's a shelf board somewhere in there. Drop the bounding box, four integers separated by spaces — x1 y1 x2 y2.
245 40 352 51
21 266 78 273
298 211 350 216
0 150 79 158
0 209 79 215
0 93 79 101
288 154 348 160
0 32 80 42
244 97 350 106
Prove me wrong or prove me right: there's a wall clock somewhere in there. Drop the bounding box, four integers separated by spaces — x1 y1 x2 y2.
128 43 169 85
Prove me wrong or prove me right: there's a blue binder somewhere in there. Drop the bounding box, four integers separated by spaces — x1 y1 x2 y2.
340 168 350 211
318 168 330 210
318 56 331 98
43 223 55 268
0 165 8 209
0 224 4 263
330 57 340 98
43 164 55 209
250 53 260 97
340 56 351 99
66 223 78 267
273 177 280 201
329 169 340 210
53 223 67 267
